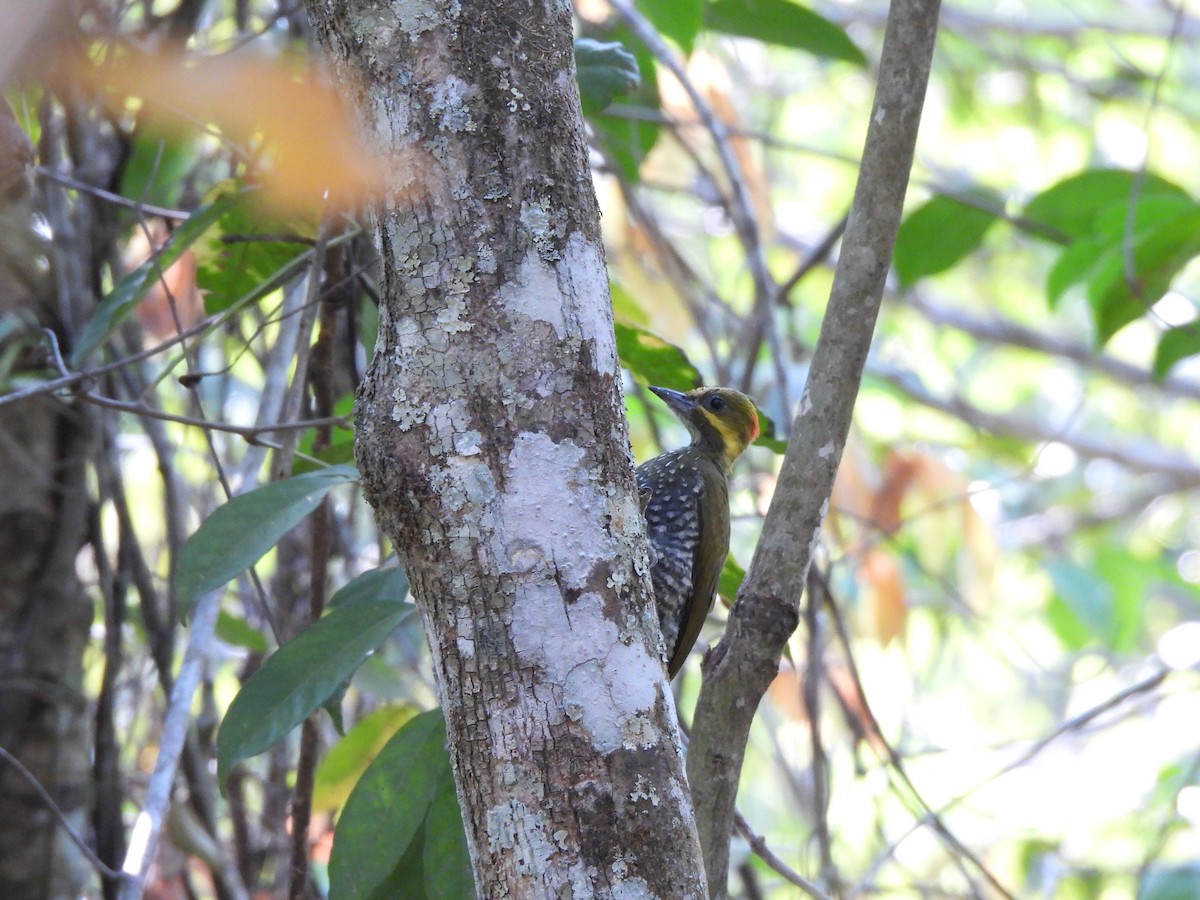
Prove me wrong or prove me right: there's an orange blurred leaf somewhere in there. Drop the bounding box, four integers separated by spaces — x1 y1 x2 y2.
74 52 387 216
859 547 907 646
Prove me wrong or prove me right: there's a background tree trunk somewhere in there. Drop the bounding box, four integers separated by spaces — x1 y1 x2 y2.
304 1 709 896
0 100 95 900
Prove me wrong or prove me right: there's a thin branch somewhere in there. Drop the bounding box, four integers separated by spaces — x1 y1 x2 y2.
0 314 223 409
686 0 944 894
0 747 126 884
902 292 1200 403
735 812 832 900
77 391 348 442
118 587 222 900
35 165 193 220
803 569 836 889
821 584 1017 900
873 364 1200 486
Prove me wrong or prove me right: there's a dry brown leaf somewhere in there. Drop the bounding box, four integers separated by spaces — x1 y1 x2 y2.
125 221 204 342
859 547 907 646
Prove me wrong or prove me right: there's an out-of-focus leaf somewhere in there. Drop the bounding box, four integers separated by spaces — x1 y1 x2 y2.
718 555 745 601
1046 236 1107 309
313 704 417 813
1023 169 1189 242
1138 865 1200 900
194 192 314 313
216 599 409 783
328 565 410 609
639 0 704 54
575 39 640 115
1153 323 1200 381
592 28 660 182
707 0 866 66
323 680 349 736
615 322 702 389
753 408 787 454
71 194 235 365
610 281 650 327
329 709 456 900
293 440 356 475
1046 560 1112 651
894 193 1002 287
75 52 388 215
214 610 267 653
422 767 473 900
1045 554 1145 652
175 466 358 619
118 126 195 210
1085 206 1200 343
293 393 355 474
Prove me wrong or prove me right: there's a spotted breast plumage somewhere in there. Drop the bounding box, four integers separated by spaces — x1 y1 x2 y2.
635 385 760 677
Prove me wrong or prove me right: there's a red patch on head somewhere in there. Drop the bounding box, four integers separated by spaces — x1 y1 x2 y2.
747 407 761 443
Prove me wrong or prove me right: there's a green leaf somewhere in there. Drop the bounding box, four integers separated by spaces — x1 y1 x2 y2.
194 192 314 313
216 599 410 783
328 565 410 609
174 466 358 619
752 408 787 453
1046 560 1111 651
329 709 456 900
1023 169 1189 242
423 766 473 900
1153 322 1200 381
615 322 702 389
575 39 640 115
894 194 1002 287
718 556 745 601
1086 206 1200 344
118 127 195 211
313 704 418 812
591 28 660 182
640 0 704 54
1045 553 1145 652
214 610 267 653
706 0 866 67
610 280 650 326
1045 235 1107 309
70 194 237 365
323 680 350 736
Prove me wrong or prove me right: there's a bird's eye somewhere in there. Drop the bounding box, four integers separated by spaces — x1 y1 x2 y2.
707 395 725 411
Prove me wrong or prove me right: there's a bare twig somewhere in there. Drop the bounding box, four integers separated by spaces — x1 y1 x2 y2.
117 586 222 900
735 812 832 900
820 583 1017 900
0 747 125 884
873 364 1200 486
36 165 193 220
803 569 837 889
77 391 347 442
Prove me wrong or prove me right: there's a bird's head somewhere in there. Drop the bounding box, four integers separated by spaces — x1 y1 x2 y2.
649 385 760 469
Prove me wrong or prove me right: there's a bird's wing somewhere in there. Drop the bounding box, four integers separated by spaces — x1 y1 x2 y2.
638 461 705 671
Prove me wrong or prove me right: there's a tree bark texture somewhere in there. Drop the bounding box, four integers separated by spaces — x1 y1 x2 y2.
303 1 708 896
686 0 943 895
0 102 95 900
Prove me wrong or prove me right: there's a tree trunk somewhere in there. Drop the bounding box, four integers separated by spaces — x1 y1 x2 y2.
303 1 708 896
0 100 95 900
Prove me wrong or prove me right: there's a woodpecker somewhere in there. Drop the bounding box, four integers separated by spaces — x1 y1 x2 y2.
636 385 760 677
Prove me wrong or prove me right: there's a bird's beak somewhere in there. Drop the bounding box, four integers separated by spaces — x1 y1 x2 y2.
648 386 695 414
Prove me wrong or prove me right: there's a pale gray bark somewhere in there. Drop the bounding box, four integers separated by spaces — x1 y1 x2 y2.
303 1 708 896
